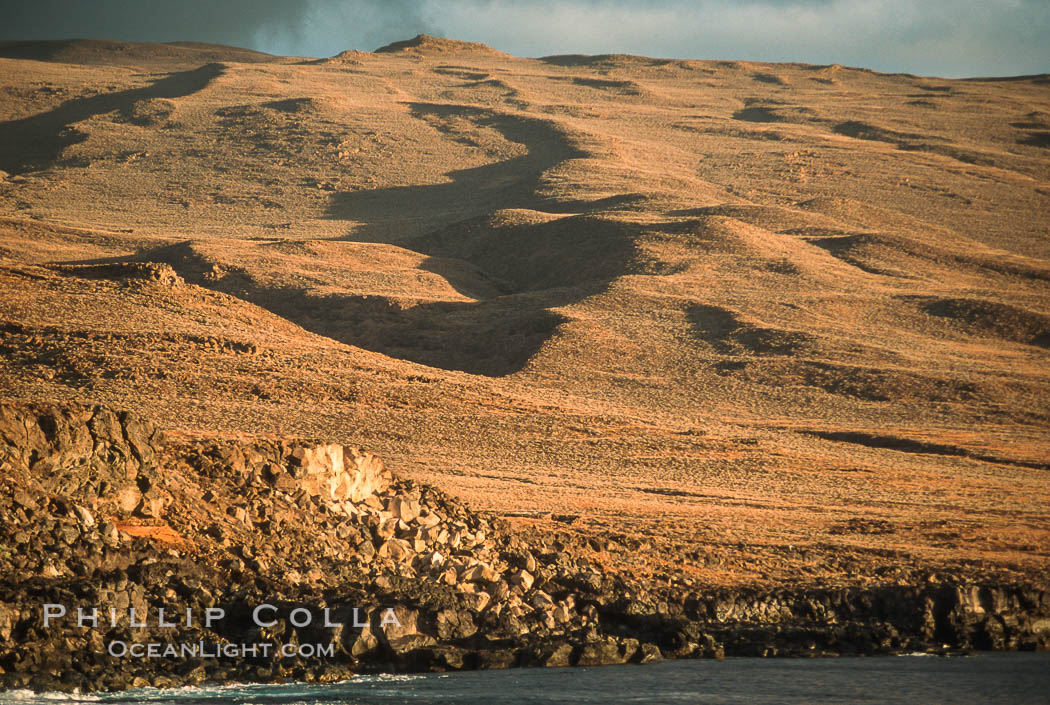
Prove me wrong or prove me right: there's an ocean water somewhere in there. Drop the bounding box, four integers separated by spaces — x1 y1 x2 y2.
3 654 1049 705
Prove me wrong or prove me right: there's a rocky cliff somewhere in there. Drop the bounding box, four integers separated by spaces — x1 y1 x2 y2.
1 401 1047 692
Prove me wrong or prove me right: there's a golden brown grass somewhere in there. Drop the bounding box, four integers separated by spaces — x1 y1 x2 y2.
1 37 1048 588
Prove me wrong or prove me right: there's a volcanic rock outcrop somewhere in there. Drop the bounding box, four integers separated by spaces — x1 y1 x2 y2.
1 401 1048 693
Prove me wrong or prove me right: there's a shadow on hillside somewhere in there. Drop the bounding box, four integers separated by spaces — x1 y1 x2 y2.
226 283 570 377
686 304 817 356
802 429 1050 470
324 102 588 243
0 63 224 174
60 241 573 376
50 100 656 376
303 102 653 374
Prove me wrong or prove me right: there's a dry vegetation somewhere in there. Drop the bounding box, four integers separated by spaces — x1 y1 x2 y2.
1 35 1048 589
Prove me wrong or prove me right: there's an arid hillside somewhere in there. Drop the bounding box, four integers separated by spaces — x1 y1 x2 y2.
1 35 1049 590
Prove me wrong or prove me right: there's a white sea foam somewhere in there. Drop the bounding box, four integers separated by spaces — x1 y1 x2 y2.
349 673 424 683
0 690 101 703
0 673 428 704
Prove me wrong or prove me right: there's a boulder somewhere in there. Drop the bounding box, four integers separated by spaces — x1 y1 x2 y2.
575 637 628 666
376 538 413 562
538 642 574 667
418 646 468 670
0 603 18 642
477 648 517 669
346 620 380 659
285 443 391 504
72 505 95 527
387 496 420 523
463 592 491 612
510 569 535 591
375 516 399 540
531 590 554 610
374 606 436 653
636 643 663 663
489 580 510 602
116 486 142 514
435 608 477 640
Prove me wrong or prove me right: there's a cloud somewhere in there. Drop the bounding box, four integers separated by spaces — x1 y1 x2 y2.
268 0 440 57
0 0 440 58
413 0 1049 77
0 0 1046 77
0 0 312 49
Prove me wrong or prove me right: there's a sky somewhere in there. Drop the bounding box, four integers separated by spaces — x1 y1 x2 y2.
2 0 1048 78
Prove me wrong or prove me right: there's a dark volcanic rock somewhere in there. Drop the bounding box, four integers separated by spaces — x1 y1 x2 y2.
0 400 1048 694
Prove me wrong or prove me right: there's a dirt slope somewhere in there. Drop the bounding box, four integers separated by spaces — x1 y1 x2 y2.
1 38 1048 590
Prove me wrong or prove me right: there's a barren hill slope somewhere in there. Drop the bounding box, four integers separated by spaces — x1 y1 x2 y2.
1 38 1049 589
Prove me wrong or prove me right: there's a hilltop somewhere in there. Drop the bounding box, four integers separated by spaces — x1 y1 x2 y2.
0 38 277 67
375 34 510 57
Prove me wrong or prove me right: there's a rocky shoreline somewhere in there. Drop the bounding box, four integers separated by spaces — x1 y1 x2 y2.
1 401 1047 693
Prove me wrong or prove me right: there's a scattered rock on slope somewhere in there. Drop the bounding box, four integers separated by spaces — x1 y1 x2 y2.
0 401 1046 693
